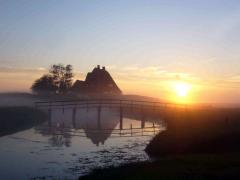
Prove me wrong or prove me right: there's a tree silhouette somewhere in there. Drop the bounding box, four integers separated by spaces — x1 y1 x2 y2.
31 64 74 94
31 74 57 94
50 64 73 94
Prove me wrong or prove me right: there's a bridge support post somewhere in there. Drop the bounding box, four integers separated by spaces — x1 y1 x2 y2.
120 106 123 130
62 104 65 114
97 106 101 129
72 107 76 128
153 123 155 135
141 108 145 129
141 116 145 129
48 108 52 127
86 101 89 112
130 124 133 136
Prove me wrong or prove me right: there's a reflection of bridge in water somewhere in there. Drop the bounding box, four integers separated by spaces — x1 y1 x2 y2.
35 99 182 143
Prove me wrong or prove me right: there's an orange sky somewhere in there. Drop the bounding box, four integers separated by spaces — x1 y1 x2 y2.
1 1 240 104
1 65 240 104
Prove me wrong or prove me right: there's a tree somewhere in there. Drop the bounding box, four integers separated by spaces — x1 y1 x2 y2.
49 64 73 94
31 64 74 94
31 74 57 94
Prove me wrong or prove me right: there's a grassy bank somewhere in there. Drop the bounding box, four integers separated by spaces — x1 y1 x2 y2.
0 106 47 137
146 107 240 156
80 106 240 179
80 153 240 180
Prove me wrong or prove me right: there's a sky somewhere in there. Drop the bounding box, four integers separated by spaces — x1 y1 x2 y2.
1 0 240 103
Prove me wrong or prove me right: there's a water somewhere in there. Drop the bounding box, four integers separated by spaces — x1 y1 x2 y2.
0 107 164 180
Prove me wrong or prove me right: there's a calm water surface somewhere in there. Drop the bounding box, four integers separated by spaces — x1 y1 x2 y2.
0 107 164 180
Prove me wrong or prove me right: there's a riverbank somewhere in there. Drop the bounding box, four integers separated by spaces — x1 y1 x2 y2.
146 106 240 156
80 106 240 179
80 153 240 179
0 106 47 137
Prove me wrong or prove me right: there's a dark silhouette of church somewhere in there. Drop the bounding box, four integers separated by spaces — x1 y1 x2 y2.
71 65 121 94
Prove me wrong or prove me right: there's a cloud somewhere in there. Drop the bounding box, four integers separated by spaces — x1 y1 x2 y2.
111 65 199 83
36 67 47 71
227 75 240 83
0 66 47 74
194 74 240 90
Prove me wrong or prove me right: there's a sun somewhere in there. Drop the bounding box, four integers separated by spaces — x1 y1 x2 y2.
170 81 193 104
175 82 190 97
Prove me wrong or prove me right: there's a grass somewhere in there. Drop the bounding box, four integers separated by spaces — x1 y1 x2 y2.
80 153 240 180
146 107 240 156
80 106 240 179
0 106 47 137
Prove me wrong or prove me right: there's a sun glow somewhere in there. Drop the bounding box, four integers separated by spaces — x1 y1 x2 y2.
175 83 190 97
169 81 192 104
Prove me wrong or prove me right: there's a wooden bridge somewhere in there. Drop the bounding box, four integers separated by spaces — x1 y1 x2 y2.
35 99 184 138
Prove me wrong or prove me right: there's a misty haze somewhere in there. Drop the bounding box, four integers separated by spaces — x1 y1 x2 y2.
1 1 240 180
